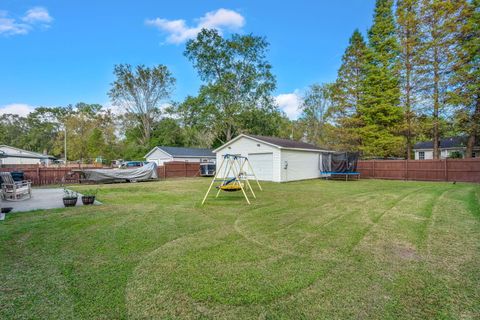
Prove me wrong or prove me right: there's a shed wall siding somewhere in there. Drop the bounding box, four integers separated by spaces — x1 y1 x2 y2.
215 137 281 182
280 150 321 181
171 157 215 163
145 149 173 165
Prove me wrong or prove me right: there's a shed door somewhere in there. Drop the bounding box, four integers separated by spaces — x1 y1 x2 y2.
248 153 273 181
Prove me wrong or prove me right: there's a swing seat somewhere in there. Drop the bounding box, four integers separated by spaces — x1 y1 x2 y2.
217 182 243 192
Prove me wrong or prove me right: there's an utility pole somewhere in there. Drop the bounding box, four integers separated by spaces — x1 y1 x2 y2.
64 125 67 167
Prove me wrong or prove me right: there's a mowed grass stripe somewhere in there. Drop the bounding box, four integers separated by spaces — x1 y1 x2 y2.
0 179 478 319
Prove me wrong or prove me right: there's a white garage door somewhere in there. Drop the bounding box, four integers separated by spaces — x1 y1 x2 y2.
248 153 273 181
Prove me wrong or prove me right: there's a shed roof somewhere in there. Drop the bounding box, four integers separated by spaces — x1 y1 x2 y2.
246 134 324 150
147 146 215 158
214 134 327 152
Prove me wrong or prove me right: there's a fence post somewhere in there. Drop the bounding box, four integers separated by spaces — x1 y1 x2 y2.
372 159 375 178
445 158 448 182
405 159 408 181
36 165 40 185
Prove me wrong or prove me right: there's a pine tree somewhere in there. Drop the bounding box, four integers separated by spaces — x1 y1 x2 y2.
329 29 368 151
450 0 479 158
361 0 404 157
418 0 467 158
396 0 423 159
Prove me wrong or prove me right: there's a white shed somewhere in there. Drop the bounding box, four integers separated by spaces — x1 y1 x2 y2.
144 146 216 165
213 134 331 182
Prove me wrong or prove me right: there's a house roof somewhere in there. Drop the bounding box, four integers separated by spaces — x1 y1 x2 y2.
413 136 479 150
0 145 55 159
146 146 215 158
214 134 327 153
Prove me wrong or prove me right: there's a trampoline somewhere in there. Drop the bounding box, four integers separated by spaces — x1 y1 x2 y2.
320 151 360 181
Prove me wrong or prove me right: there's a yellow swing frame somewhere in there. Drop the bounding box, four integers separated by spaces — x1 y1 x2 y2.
201 154 262 205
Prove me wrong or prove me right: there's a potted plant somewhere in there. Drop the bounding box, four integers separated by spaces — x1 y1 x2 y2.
81 189 98 205
63 189 78 207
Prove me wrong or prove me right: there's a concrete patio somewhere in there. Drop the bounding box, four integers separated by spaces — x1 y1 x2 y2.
1 188 100 214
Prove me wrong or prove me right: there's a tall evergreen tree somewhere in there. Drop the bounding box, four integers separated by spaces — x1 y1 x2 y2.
418 0 467 158
361 0 404 157
329 29 368 151
449 0 479 158
396 0 423 159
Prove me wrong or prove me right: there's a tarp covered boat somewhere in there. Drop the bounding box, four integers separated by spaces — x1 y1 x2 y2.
77 162 158 183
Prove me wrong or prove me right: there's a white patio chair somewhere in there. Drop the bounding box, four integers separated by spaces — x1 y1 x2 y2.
0 172 32 201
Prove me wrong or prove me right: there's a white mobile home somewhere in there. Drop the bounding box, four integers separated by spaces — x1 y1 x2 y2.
213 134 331 182
0 145 55 166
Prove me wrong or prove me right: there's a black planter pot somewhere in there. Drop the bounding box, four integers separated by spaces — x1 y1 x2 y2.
63 197 78 207
81 196 96 205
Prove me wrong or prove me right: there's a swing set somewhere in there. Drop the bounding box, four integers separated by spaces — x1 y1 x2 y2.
201 154 262 205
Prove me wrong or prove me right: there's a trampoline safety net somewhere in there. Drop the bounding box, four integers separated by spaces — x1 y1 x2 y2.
319 152 359 173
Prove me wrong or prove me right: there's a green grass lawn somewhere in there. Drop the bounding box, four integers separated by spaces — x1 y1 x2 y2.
1 179 479 319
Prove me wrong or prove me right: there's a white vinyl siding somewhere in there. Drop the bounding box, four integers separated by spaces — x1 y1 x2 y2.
214 136 327 182
215 136 281 182
145 147 215 165
145 148 173 165
280 150 322 181
415 150 433 160
248 153 274 181
0 146 45 165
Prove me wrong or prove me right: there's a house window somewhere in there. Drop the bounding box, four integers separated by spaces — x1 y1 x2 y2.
419 151 425 160
473 152 477 158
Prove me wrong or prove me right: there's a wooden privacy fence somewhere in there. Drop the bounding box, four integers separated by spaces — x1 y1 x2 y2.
357 159 480 183
0 161 201 186
0 166 94 185
156 162 201 179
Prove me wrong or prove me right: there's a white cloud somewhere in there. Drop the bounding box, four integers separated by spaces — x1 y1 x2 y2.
0 11 30 35
0 7 52 36
146 8 245 44
0 103 36 117
22 7 53 24
275 90 302 119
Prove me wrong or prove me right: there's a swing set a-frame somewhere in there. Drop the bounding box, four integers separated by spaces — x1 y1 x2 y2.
201 154 262 205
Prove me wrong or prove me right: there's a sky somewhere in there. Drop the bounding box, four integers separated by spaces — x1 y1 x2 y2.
0 0 376 119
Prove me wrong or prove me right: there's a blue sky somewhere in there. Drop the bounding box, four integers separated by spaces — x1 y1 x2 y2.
0 0 375 119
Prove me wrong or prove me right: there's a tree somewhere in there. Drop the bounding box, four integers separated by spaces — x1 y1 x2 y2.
360 0 404 157
63 103 101 162
418 0 467 158
59 103 119 163
449 0 479 158
108 64 175 145
168 94 217 147
299 83 332 145
150 118 185 147
329 29 369 151
396 0 423 158
0 114 28 149
236 105 288 139
184 29 276 143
